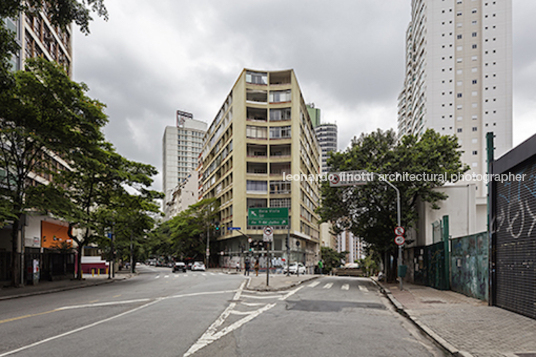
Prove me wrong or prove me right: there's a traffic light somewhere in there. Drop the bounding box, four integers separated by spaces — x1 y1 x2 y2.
214 221 220 231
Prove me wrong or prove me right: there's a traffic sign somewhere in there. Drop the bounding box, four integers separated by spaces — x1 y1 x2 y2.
263 226 273 242
248 208 289 226
395 235 405 246
227 227 241 231
395 226 405 236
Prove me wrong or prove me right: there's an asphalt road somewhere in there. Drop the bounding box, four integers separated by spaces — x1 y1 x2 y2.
0 266 446 357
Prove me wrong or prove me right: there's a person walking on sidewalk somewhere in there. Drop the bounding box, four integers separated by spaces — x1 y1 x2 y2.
318 260 323 275
254 259 260 277
244 260 250 276
236 261 240 272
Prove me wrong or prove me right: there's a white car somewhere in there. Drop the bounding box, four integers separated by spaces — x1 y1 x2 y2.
282 263 306 275
191 262 206 271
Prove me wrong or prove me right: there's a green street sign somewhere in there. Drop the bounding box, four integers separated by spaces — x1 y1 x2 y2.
248 208 289 226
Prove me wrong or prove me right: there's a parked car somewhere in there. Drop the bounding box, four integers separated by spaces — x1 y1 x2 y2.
191 262 206 271
282 262 306 275
172 262 187 273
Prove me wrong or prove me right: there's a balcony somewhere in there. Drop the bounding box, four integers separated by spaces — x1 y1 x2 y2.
246 89 267 104
247 162 268 175
247 107 267 122
270 162 291 176
269 71 291 86
270 144 291 159
247 144 267 158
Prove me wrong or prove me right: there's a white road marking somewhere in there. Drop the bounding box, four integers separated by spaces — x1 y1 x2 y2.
174 275 179 278
358 285 369 292
341 284 349 290
308 281 320 288
0 300 160 357
241 302 264 307
229 310 256 315
323 283 333 289
155 275 160 279
210 273 215 275
164 275 169 278
58 299 151 310
241 294 283 299
279 286 303 300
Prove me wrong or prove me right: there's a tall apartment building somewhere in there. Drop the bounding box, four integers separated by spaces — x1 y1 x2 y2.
306 103 321 128
397 0 512 196
5 9 72 74
201 69 321 270
337 230 365 264
315 123 338 174
162 110 207 207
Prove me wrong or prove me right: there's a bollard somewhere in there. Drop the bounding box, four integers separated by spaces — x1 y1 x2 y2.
97 268 100 276
92 269 94 277
106 268 109 275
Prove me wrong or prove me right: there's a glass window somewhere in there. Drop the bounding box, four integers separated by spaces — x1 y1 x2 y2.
246 71 267 85
247 180 267 193
269 90 291 103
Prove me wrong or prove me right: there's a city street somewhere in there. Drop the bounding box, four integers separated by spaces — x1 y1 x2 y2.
0 266 445 356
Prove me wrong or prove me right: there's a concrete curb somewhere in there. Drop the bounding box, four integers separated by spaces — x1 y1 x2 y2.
370 278 474 357
245 275 320 292
0 274 133 301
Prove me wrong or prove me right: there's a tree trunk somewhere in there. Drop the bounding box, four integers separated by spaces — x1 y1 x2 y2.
10 214 21 287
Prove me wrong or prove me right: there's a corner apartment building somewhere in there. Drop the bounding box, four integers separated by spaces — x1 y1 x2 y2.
162 111 207 212
397 0 512 196
201 69 321 269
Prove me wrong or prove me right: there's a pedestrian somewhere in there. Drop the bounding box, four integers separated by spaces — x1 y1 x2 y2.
236 261 240 272
244 260 250 276
318 260 323 275
254 259 260 277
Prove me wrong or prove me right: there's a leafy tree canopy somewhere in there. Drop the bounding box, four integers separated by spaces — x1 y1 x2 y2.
317 128 469 257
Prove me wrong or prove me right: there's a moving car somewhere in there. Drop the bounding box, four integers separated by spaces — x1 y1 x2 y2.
172 262 187 273
191 262 206 271
282 262 306 275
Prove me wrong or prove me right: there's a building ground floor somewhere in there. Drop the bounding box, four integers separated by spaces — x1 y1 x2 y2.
212 233 319 274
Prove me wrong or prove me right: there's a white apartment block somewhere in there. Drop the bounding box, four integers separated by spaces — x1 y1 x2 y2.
315 123 338 174
398 0 512 196
163 111 207 206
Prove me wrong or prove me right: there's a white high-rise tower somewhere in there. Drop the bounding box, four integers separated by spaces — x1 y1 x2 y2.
398 0 512 196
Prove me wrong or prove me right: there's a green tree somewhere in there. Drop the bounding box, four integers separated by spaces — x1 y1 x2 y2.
318 129 468 281
0 58 107 286
320 246 347 273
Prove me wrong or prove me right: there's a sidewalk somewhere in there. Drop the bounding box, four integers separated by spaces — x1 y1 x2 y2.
374 279 536 357
0 270 134 301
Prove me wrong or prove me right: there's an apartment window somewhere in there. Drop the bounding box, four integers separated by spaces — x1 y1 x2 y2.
457 81 462 86
472 44 477 49
246 71 267 85
457 12 462 16
472 151 478 155
457 58 462 63
472 67 477 73
269 90 291 103
472 20 477 25
246 125 267 139
457 128 463 133
269 126 291 139
472 103 478 108
472 32 477 37
457 34 463 39
270 180 291 194
457 46 463 51
472 115 478 120
472 9 477 13
472 56 478 61
472 138 478 144
472 79 477 84
472 127 477 131
457 116 463 121
246 180 267 193
270 198 291 208
457 93 463 98
457 105 463 110
472 91 478 96
270 108 291 121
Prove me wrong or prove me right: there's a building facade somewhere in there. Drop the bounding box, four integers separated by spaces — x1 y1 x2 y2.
315 123 338 174
397 0 512 196
164 171 199 220
201 69 321 271
162 111 207 207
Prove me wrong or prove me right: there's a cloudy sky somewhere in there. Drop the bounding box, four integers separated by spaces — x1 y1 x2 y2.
73 0 536 192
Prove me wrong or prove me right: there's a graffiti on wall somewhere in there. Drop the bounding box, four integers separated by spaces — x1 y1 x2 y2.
450 232 488 301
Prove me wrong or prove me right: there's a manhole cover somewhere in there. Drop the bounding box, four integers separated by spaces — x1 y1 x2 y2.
286 300 385 312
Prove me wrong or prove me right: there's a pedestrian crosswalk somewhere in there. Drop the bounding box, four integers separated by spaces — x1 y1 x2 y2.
305 280 372 292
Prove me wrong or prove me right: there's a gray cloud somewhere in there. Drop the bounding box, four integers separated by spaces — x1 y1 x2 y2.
74 0 536 192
